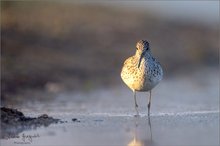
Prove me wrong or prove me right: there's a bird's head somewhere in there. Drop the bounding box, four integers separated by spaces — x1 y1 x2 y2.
136 40 150 68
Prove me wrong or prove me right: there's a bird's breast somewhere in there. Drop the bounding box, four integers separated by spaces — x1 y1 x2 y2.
121 55 163 92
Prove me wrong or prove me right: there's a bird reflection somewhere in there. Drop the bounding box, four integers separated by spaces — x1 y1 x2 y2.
128 137 142 146
128 116 153 146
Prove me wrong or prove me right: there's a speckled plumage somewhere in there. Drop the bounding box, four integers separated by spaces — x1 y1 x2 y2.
121 40 163 116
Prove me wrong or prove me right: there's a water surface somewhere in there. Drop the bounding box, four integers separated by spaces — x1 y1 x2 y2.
1 68 219 146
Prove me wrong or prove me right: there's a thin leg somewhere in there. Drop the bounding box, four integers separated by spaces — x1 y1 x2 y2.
148 90 152 116
133 91 139 116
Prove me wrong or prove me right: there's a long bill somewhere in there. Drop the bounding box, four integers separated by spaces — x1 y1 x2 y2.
138 53 144 68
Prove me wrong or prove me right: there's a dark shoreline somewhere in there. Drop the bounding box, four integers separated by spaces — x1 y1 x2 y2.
1 107 61 139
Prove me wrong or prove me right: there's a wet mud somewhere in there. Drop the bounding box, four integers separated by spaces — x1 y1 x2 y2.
1 107 60 139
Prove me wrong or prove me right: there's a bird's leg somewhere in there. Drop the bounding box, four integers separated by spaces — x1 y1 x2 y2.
148 90 152 116
133 91 139 116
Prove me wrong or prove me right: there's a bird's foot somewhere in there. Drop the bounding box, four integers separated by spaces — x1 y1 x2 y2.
148 111 150 117
134 107 140 117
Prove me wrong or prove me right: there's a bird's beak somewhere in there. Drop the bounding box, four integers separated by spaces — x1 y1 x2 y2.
138 53 144 68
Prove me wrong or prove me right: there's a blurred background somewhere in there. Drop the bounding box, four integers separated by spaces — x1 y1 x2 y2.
1 1 219 106
1 2 219 145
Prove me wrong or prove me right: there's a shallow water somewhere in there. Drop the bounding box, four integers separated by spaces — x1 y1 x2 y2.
1 68 219 146
19 68 219 116
1 113 219 146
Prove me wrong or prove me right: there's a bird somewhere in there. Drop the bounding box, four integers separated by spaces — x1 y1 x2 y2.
121 40 163 116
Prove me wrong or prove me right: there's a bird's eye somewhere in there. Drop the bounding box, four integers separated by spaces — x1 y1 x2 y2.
136 47 138 50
